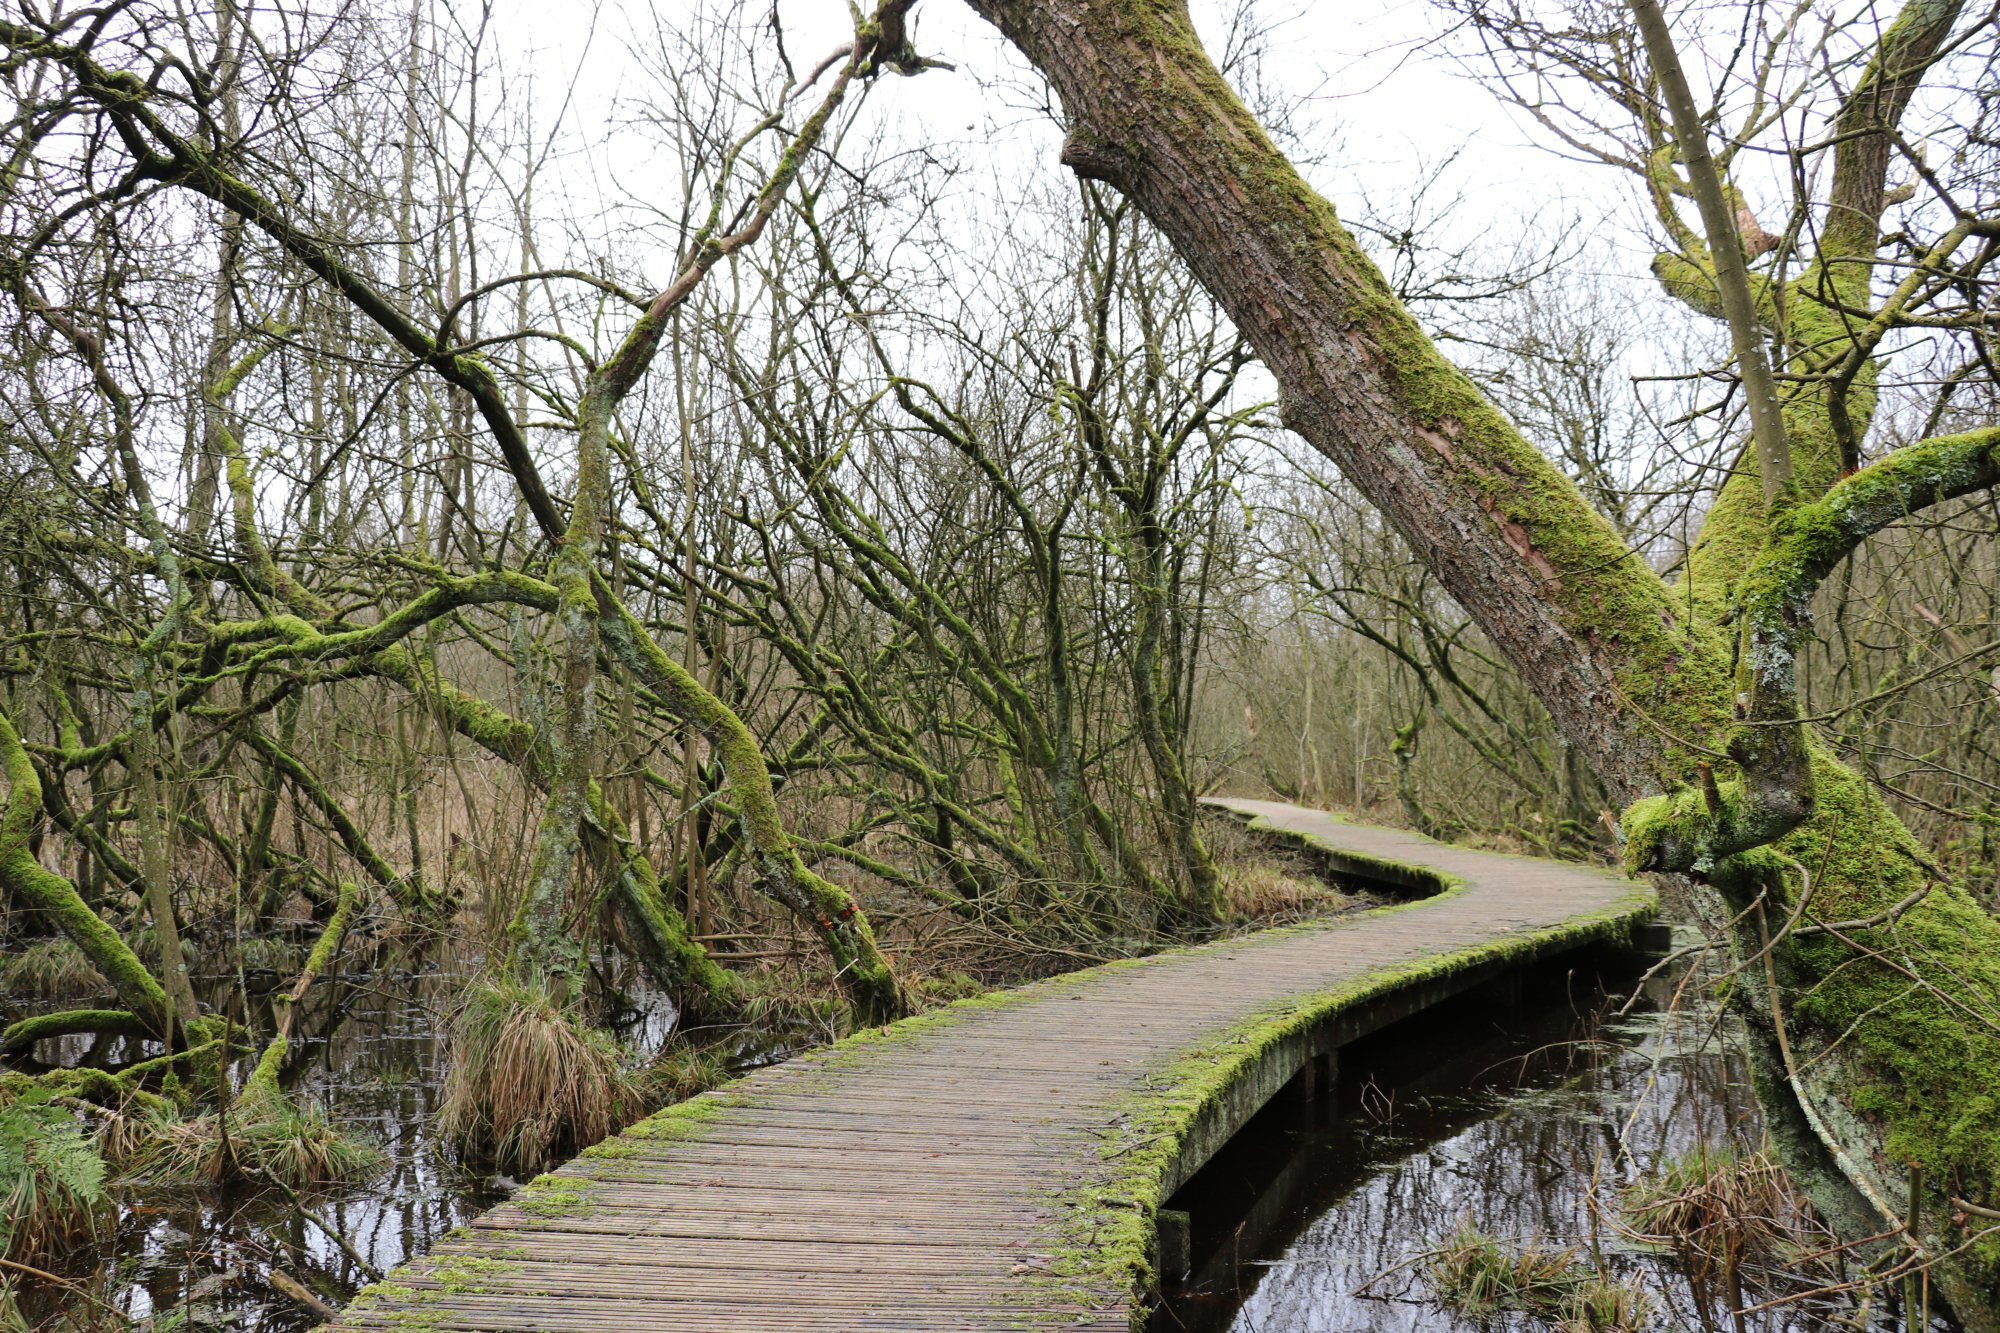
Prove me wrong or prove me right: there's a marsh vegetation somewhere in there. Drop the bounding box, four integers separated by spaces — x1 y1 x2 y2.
3 0 1998 1326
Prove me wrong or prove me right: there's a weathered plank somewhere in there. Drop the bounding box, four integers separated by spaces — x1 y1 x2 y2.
328 801 1653 1332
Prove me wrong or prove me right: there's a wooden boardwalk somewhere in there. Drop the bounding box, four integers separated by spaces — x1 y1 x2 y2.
333 800 1653 1332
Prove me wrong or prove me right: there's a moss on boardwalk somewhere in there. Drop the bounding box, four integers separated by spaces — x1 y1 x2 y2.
334 802 1653 1333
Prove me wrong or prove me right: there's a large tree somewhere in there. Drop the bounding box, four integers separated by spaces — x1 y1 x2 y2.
961 0 2000 1321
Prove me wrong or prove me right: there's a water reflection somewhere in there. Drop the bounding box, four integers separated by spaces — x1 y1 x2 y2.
13 946 726 1331
1159 954 1929 1333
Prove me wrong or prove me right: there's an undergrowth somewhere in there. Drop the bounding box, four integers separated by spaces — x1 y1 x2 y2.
1424 1223 1650 1331
440 977 643 1176
1204 811 1367 921
106 1094 381 1188
0 1088 109 1266
0 938 107 1002
1619 1145 1824 1313
640 1042 732 1105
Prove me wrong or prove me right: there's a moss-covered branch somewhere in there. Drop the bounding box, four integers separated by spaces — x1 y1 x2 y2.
1627 428 2000 876
0 714 169 1034
0 1008 148 1052
245 879 359 1100
597 592 903 1023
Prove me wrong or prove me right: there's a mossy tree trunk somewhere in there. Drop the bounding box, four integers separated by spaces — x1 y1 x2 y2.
966 0 2000 1320
0 10 908 1025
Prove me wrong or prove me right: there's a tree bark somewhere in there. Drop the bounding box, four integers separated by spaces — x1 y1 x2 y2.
964 0 2000 1321
963 0 1729 806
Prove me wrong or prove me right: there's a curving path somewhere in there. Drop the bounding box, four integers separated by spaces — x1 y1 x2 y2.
331 799 1653 1332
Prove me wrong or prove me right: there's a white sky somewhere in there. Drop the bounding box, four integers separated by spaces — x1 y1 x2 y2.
453 0 1709 536
502 0 1652 284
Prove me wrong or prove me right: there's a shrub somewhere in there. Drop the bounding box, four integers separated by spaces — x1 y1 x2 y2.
440 978 641 1176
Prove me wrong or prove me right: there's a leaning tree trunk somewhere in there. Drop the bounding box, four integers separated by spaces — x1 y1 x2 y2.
965 0 2000 1321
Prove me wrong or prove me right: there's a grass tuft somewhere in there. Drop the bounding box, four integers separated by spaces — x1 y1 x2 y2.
1621 1146 1805 1285
639 1042 732 1106
1424 1224 1649 1331
440 978 641 1176
0 938 107 1002
107 1094 381 1188
1558 1275 1653 1333
1204 812 1363 920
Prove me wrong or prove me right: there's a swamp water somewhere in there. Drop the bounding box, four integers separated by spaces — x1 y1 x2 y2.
15 942 1938 1331
11 949 800 1331
1156 952 1945 1332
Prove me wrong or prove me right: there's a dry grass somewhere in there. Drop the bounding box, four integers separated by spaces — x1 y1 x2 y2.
1426 1225 1585 1317
1202 813 1361 921
440 978 643 1176
1222 860 1352 917
1556 1277 1653 1332
106 1095 381 1188
1621 1147 1807 1285
1424 1224 1650 1331
0 939 107 1002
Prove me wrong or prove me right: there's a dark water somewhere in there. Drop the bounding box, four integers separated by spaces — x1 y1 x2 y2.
1156 951 1934 1333
105 955 501 1331
10 945 746 1331
16 941 1937 1330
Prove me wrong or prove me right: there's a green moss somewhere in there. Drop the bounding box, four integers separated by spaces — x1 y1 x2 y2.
1626 742 2000 1301
422 1254 519 1295
618 1089 747 1143
1775 764 2000 1267
511 1174 599 1221
577 1138 640 1160
0 1008 146 1052
0 715 170 1031
598 594 903 1023
342 1279 446 1332
992 809 1652 1328
1732 428 1999 661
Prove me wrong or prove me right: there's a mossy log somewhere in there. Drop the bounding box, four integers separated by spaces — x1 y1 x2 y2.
1 714 171 1037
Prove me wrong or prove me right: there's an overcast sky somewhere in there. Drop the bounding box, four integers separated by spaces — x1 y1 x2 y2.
502 0 1655 286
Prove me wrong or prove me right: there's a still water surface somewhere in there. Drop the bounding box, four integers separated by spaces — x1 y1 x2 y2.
27 950 717 1330
1159 958 1933 1332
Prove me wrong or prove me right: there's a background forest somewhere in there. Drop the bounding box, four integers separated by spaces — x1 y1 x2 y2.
1 0 1996 1327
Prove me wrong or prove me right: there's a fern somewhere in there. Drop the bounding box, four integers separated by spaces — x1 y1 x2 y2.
0 1086 109 1264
